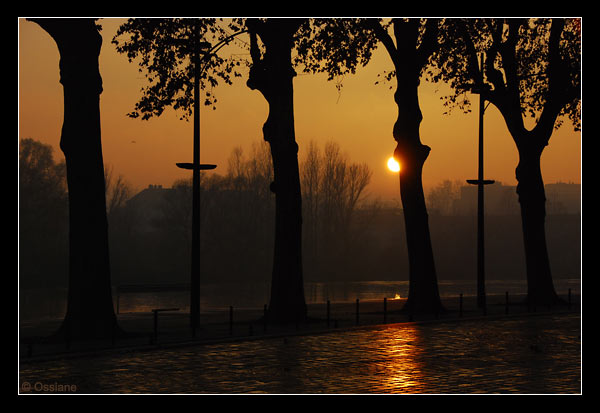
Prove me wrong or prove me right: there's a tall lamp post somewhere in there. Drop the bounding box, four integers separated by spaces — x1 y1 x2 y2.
466 54 494 311
176 22 216 336
176 21 248 336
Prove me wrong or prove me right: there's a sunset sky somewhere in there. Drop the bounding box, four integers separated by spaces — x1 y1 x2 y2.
18 18 581 202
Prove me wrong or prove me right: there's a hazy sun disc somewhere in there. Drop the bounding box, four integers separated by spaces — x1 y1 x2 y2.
387 157 400 172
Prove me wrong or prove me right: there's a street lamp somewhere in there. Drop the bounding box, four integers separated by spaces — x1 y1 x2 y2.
176 25 216 337
466 54 494 311
176 22 249 336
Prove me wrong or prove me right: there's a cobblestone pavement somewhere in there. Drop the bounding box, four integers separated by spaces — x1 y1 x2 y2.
19 312 581 394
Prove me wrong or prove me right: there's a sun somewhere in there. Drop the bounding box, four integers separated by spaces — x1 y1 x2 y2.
387 156 400 173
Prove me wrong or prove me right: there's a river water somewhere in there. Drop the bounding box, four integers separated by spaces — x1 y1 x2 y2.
20 278 581 320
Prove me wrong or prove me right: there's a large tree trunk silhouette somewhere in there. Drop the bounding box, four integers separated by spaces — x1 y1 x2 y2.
514 136 561 306
475 19 575 308
393 70 443 315
246 19 307 323
373 19 443 315
30 18 119 340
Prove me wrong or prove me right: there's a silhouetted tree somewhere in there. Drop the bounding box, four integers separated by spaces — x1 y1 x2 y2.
246 18 308 322
104 164 133 219
296 18 444 314
432 18 581 306
427 180 462 216
114 18 308 323
300 140 373 279
19 138 68 289
28 18 119 339
113 18 246 328
104 165 136 286
155 145 275 285
112 18 242 120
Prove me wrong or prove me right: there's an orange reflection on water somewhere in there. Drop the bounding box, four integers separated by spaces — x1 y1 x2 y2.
373 324 426 393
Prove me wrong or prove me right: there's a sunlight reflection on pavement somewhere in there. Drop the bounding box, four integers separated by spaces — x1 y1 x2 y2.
19 313 580 394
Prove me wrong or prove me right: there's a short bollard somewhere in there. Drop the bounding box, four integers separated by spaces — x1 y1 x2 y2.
326 300 331 328
459 293 463 318
152 308 179 344
153 310 158 343
65 321 71 350
229 306 233 335
355 299 360 326
263 304 268 333
505 291 509 315
383 297 387 324
112 318 117 347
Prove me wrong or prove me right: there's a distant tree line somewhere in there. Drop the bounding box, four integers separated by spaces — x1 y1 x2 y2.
108 140 377 286
20 138 579 299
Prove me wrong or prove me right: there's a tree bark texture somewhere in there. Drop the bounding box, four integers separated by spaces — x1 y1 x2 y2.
246 19 307 323
31 18 119 339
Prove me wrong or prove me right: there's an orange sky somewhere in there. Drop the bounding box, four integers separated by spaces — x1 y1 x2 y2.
18 18 581 202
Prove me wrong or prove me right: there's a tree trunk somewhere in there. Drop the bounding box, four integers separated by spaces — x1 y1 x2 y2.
393 76 443 315
515 139 562 307
31 19 119 340
247 20 307 323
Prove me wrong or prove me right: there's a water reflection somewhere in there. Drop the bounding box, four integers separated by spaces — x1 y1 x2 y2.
376 325 425 392
19 314 580 394
20 279 581 321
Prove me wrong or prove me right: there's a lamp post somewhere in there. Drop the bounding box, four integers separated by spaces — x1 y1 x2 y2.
176 22 216 336
176 22 248 335
466 54 494 311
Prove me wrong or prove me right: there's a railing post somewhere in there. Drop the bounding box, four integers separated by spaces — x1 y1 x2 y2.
459 293 463 318
263 304 268 333
229 306 233 335
568 288 572 310
65 319 71 350
326 300 330 328
112 317 117 347
383 297 387 324
153 310 158 344
505 291 509 315
355 298 359 326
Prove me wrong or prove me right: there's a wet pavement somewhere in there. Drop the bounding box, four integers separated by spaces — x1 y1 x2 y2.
19 311 581 394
